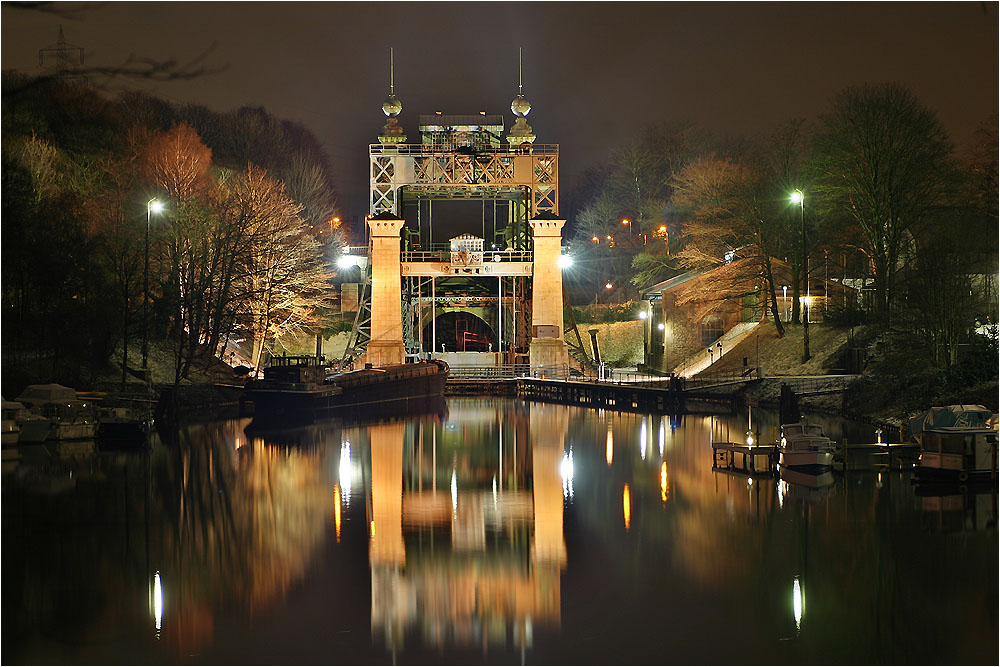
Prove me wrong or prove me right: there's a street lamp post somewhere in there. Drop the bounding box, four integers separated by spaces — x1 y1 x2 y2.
622 219 632 234
142 199 164 373
790 190 810 362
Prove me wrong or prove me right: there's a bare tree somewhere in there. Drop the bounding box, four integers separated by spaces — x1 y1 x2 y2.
812 83 954 325
143 122 213 201
143 123 233 385
671 154 786 336
223 165 336 372
86 148 144 388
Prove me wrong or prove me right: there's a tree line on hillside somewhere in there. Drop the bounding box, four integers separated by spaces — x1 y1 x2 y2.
567 82 998 377
2 74 346 392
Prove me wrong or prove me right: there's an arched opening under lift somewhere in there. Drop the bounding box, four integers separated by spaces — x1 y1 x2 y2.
422 311 497 353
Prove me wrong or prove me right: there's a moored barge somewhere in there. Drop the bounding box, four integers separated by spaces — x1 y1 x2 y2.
244 355 449 422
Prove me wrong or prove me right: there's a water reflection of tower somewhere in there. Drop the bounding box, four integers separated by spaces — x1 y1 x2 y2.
366 400 567 656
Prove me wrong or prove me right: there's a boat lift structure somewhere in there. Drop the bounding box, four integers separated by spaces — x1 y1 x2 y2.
342 52 571 376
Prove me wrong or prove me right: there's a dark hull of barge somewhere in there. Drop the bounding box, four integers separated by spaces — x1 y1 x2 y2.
244 360 449 424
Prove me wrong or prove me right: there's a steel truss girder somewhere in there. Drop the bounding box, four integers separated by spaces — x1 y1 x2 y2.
341 242 373 365
369 151 558 216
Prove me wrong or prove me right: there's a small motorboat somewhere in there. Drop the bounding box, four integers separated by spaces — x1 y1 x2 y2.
97 405 155 444
778 422 836 471
3 398 52 443
910 405 998 483
15 384 97 441
1 398 21 446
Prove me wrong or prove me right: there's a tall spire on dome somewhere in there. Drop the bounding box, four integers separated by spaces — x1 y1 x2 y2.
507 46 536 147
379 47 406 144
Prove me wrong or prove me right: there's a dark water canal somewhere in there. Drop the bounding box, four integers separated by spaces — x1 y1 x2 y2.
3 398 997 664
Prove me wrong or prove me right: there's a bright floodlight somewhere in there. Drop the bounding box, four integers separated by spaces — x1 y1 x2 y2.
337 255 355 269
638 311 647 320
558 255 574 269
789 191 803 205
149 200 164 214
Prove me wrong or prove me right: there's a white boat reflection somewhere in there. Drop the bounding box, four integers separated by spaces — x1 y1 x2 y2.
779 467 835 503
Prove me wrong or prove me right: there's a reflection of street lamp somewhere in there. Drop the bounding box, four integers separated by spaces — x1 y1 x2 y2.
790 190 810 362
142 199 164 372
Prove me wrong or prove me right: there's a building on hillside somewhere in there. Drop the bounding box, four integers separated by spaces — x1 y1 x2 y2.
638 257 857 374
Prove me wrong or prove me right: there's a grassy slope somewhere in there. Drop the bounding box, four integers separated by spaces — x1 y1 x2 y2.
569 320 644 367
707 322 850 376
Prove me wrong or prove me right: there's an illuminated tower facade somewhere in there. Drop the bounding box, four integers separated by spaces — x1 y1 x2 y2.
351 49 569 374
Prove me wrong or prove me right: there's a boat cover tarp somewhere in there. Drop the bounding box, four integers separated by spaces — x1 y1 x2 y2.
15 384 78 406
909 404 993 435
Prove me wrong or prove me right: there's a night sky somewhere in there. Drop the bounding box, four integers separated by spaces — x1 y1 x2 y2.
2 2 997 220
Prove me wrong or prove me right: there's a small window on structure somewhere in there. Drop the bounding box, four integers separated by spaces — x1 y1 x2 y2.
701 315 725 346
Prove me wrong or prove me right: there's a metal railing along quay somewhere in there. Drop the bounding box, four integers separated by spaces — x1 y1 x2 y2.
444 364 742 413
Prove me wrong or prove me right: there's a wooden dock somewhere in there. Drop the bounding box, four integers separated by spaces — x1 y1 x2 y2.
833 441 920 471
711 440 921 476
712 443 778 474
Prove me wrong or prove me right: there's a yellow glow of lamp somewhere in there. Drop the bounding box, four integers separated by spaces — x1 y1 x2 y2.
623 484 631 531
660 462 669 502
333 485 342 542
606 426 614 466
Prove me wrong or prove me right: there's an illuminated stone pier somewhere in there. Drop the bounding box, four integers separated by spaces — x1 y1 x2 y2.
528 217 570 373
362 215 406 368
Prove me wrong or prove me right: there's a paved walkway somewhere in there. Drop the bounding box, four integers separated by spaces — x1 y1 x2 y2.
671 321 761 378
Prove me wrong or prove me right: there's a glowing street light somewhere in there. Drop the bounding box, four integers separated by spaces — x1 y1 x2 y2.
605 282 614 290
790 189 810 362
622 218 632 234
558 255 574 269
142 199 164 372
592 235 600 243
